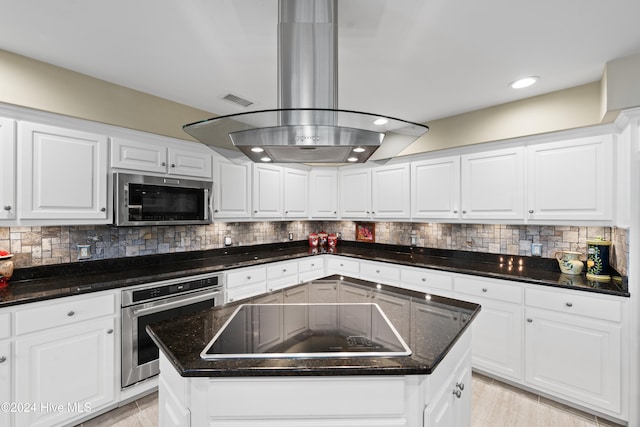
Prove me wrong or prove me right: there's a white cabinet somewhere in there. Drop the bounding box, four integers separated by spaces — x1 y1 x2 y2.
309 169 338 218
226 266 267 303
371 163 411 218
213 158 252 219
18 122 110 223
266 260 298 292
0 340 10 427
400 266 453 296
111 136 213 179
524 288 623 415
527 135 613 221
252 164 283 218
326 256 359 277
298 257 325 282
460 147 524 220
0 117 16 222
424 349 472 427
359 260 400 285
455 275 523 382
283 168 309 218
411 156 460 220
13 292 117 427
339 168 371 218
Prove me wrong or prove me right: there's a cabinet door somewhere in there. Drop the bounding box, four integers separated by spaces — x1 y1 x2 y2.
19 122 109 221
339 168 371 218
283 168 309 218
411 156 460 219
14 317 116 427
525 308 621 413
0 117 16 221
309 169 338 218
252 164 283 218
527 135 613 221
168 147 213 179
461 147 524 220
111 136 167 173
214 159 252 218
0 341 10 427
371 163 411 218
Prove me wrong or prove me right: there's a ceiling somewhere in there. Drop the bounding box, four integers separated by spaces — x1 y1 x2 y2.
1 0 640 126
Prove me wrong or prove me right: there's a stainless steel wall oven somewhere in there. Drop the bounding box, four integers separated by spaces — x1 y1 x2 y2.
121 272 223 388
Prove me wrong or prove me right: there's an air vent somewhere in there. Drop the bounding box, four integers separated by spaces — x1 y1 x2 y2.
221 93 253 108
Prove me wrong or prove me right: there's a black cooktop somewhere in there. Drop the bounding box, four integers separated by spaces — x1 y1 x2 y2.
201 303 412 359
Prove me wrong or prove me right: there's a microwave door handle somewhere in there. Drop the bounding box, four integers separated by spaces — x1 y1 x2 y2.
204 188 211 220
131 290 221 317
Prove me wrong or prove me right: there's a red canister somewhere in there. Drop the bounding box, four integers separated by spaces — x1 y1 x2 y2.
308 233 319 247
328 233 337 247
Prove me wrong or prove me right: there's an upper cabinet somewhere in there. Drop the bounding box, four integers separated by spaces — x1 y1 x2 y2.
283 168 309 219
526 135 613 222
18 122 110 223
461 147 525 221
371 163 411 218
0 117 16 222
213 158 252 219
309 169 338 219
252 163 284 218
411 156 460 220
339 168 371 218
111 136 213 179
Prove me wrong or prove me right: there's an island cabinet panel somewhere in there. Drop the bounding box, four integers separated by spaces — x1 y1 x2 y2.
454 275 523 382
424 349 472 427
0 340 10 427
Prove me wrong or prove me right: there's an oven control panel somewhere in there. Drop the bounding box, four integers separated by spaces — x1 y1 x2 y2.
125 274 222 305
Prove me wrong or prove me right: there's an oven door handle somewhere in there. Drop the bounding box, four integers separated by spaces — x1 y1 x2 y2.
131 290 221 317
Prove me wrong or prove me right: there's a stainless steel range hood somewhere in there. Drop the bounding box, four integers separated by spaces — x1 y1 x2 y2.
183 0 428 164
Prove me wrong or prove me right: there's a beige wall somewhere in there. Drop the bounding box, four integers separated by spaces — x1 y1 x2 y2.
0 49 213 141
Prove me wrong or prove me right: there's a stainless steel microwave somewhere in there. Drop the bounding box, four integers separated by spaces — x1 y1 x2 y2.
114 173 213 226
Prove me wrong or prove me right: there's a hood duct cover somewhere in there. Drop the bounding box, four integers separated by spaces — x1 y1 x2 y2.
183 0 428 164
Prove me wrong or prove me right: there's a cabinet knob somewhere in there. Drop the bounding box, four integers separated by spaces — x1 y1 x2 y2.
372 211 375 214
529 209 534 214
421 277 426 282
100 207 106 212
481 288 487 293
333 211 336 214
282 269 287 272
462 210 467 214
285 211 288 214
247 276 251 280
161 162 166 166
0 356 6 363
456 382 465 391
565 302 573 307
67 310 75 317
3 205 10 211
376 270 380 273
453 389 462 398
311 263 315 267
171 164 176 168
214 209 219 213
107 329 114 334
453 210 458 214
254 210 258 213
527 318 533 323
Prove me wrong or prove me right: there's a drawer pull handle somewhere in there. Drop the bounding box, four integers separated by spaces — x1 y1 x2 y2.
453 389 462 398
481 288 487 293
3 205 11 211
0 356 6 363
107 329 114 334
67 310 75 317
566 302 573 307
456 382 465 391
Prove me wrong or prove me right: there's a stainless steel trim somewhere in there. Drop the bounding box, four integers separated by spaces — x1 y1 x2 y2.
121 272 224 307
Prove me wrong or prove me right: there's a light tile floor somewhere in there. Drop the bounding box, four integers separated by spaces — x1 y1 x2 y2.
78 373 624 427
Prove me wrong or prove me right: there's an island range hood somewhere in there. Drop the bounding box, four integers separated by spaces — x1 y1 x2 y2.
183 0 429 164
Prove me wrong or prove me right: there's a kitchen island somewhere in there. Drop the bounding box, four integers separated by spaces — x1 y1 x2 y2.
148 276 481 426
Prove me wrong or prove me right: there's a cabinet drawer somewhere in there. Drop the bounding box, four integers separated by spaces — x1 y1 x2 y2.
298 257 324 273
326 256 359 276
226 266 267 289
267 261 298 280
526 288 622 322
226 282 267 303
15 293 116 336
359 261 400 284
455 276 522 304
401 267 453 292
0 312 10 339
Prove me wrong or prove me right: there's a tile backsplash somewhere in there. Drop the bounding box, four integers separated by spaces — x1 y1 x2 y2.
0 222 628 275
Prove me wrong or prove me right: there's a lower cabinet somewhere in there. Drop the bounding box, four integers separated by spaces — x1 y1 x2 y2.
225 266 267 303
424 349 472 427
0 340 10 427
13 317 116 427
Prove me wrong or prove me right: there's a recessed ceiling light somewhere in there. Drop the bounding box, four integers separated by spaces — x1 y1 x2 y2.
373 118 388 126
353 147 366 153
251 147 264 153
260 156 271 162
347 157 358 162
509 76 539 89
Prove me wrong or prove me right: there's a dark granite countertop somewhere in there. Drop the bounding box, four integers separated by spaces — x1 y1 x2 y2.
146 277 482 377
0 240 628 308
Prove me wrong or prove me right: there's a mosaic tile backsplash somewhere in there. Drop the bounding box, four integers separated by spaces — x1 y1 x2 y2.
0 222 628 276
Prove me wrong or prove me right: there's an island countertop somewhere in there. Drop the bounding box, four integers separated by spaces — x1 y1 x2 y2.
146 275 481 377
